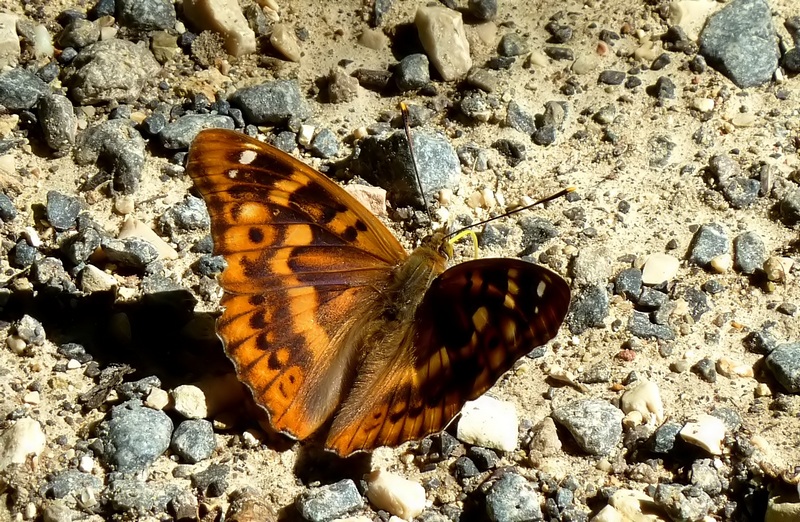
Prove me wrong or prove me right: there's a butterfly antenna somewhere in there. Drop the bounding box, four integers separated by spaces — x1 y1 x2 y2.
400 102 436 225
443 187 575 242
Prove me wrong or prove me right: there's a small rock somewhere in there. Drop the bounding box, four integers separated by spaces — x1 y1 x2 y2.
159 114 235 150
310 128 339 158
456 395 518 452
230 79 311 125
679 414 726 455
528 417 561 458
0 67 50 110
653 484 714 522
615 267 643 299
551 399 623 456
598 70 625 85
191 463 229 497
765 343 800 393
172 384 209 419
689 459 723 495
57 18 99 49
566 285 609 335
326 67 359 103
74 119 146 194
641 253 680 285
395 53 430 91
270 24 301 62
620 380 664 424
467 446 498 470
46 191 81 230
116 0 176 31
182 0 256 57
0 418 46 470
0 192 17 222
171 419 215 463
38 94 77 152
686 223 728 268
366 469 426 520
779 189 800 225
159 195 210 237
79 265 118 293
14 314 46 345
485 473 543 522
650 422 682 454
628 311 675 340
468 0 497 21
295 479 364 522
101 237 159 269
415 5 472 81
498 33 529 57
454 456 480 480
733 231 766 274
505 100 536 135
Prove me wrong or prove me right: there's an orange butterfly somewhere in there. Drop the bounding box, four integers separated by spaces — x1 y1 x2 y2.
187 128 570 456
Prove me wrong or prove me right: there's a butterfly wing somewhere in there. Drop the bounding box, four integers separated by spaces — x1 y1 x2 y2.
187 129 408 440
326 257 570 455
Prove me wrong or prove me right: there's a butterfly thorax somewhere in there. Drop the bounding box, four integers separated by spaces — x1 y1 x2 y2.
383 243 447 322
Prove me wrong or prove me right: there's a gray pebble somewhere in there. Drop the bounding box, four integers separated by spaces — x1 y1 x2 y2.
38 94 77 152
551 399 623 456
196 254 226 277
45 469 102 499
310 128 339 158
710 406 742 431
57 18 100 49
68 39 160 105
116 0 176 31
349 130 459 208
454 456 480 480
10 240 38 268
592 105 616 125
545 21 573 43
63 227 103 264
326 68 359 104
117 376 161 400
598 70 625 85
518 216 557 255
230 79 311 125
765 342 800 393
395 53 430 91
566 285 608 335
272 130 298 152
141 112 167 136
31 258 77 293
57 342 92 363
191 464 229 497
295 479 363 522
683 287 710 321
0 193 16 222
532 125 556 146
456 143 489 171
689 460 723 495
651 76 677 100
105 477 173 513
492 138 526 166
650 53 672 70
171 419 215 463
13 314 46 345
650 421 682 454
721 176 760 208
485 473 543 522
628 311 675 340
467 446 498 470
159 195 210 237
506 100 536 135
733 231 766 274
46 191 81 231
74 119 145 194
542 101 568 129
779 188 800 225
543 47 574 61
98 401 173 472
686 223 729 267
0 68 50 111
653 484 714 522
614 267 642 300
698 0 779 88
100 237 159 269
468 0 497 21
159 114 234 150
498 33 529 57
692 357 717 383
371 0 393 26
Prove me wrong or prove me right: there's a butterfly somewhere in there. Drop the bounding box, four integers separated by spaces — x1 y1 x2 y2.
186 128 571 457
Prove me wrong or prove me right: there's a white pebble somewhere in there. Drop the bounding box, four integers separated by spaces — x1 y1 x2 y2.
641 253 680 285
620 380 664 424
680 414 726 455
0 418 46 470
298 124 315 147
366 469 426 521
270 23 301 62
763 256 792 282
171 385 208 419
242 429 261 448
144 387 170 410
78 455 94 473
23 226 42 247
345 184 387 217
23 391 40 405
709 253 732 273
6 335 26 355
79 265 118 293
66 359 82 370
118 217 179 260
456 395 518 452
32 24 54 60
692 98 715 112
415 6 471 81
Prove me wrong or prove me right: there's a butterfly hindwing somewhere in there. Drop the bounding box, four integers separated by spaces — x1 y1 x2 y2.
187 129 408 440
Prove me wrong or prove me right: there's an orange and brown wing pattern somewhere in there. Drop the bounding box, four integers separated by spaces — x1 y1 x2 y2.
187 129 408 440
325 258 570 456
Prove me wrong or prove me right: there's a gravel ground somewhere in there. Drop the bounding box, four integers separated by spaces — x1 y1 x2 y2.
1 0 800 521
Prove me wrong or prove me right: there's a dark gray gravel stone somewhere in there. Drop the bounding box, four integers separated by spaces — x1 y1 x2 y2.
615 267 642 300
692 357 717 383
68 39 160 105
628 311 675 340
57 342 92 363
566 285 608 335
779 188 800 225
551 399 623 456
653 484 714 522
116 376 161 401
744 329 778 354
295 479 363 522
765 342 800 393
468 0 497 21
105 477 175 513
116 0 176 31
543 47 574 61
141 112 167 136
0 193 16 222
698 0 779 88
159 195 210 237
349 130 459 208
171 419 215 463
456 143 489 171
310 128 339 158
518 216 558 255
10 240 38 268
38 94 77 152
485 473 543 522
650 421 682 453
721 176 760 208
31 257 77 293
454 456 480 480
498 33 529 57
57 18 100 49
74 119 146 194
159 114 234 149
0 68 50 110
638 287 668 310
506 100 536 135
395 53 430 91
63 227 103 264
272 130 297 152
689 459 723 496
545 21 573 43
733 231 766 274
467 446 498 470
100 237 159 269
492 138 526 166
598 70 625 85
45 469 102 499
46 191 81 230
191 464 229 497
230 79 311 124
686 223 728 267
14 315 46 345
651 76 676 100
532 125 556 146
99 401 173 472
196 254 226 277
683 287 710 321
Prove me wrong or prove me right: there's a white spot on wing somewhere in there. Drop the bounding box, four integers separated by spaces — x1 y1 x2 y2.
227 169 239 178
537 281 547 297
239 150 257 165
